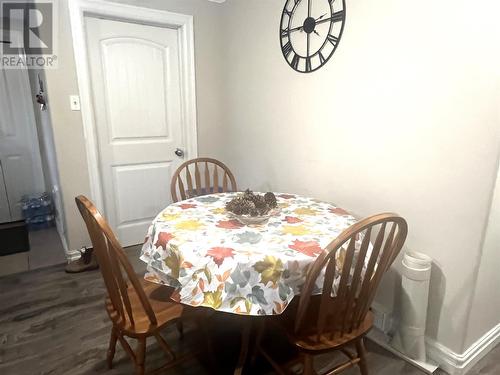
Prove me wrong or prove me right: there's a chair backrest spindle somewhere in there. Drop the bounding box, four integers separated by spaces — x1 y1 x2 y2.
171 158 237 202
294 213 408 341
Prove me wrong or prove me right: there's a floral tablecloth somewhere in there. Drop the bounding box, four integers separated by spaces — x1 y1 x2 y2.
140 193 360 316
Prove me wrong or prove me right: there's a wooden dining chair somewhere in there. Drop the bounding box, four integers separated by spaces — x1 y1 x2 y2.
255 213 408 375
171 157 237 202
75 195 202 375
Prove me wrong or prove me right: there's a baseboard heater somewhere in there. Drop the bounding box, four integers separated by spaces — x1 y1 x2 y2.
0 220 30 256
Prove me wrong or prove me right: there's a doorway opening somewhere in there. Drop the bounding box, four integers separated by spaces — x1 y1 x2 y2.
0 48 67 276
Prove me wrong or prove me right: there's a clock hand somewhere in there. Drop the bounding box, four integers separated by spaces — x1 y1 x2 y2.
288 12 333 34
288 25 304 33
313 30 320 36
308 0 312 18
287 11 341 35
315 11 344 26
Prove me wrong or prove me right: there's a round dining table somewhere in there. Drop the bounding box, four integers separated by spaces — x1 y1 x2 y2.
140 192 361 373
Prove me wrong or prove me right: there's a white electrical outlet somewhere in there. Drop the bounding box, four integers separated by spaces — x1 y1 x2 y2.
70 95 81 111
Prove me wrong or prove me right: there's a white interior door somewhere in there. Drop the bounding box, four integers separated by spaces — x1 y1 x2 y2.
0 67 45 223
85 17 186 246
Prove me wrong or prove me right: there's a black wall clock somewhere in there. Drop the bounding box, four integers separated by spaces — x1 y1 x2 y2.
280 0 346 73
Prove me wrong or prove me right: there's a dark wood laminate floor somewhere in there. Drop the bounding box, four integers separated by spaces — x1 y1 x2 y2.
0 246 498 375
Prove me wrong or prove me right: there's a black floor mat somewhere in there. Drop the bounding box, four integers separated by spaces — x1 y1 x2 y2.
0 220 30 256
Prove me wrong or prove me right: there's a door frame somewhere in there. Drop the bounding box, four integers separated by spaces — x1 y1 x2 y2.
69 0 198 212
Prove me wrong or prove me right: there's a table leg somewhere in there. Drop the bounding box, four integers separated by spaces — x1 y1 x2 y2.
234 320 252 375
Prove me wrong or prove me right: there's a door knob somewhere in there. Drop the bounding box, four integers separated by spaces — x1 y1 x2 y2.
175 148 184 157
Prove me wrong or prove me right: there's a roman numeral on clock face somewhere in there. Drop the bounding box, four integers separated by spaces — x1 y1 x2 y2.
327 34 338 45
291 53 300 70
282 41 293 58
319 51 326 64
280 28 289 38
331 10 344 23
305 57 312 72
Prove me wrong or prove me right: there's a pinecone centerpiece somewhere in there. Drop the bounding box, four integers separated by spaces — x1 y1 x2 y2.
226 190 279 224
264 192 278 209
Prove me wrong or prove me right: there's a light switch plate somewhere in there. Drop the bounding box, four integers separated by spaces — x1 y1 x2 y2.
70 95 81 111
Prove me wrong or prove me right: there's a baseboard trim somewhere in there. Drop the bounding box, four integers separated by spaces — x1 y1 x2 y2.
58 230 69 254
367 328 439 374
426 323 500 375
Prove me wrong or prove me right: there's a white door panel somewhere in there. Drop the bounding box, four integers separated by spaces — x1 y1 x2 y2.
85 17 184 245
112 161 172 243
101 39 172 140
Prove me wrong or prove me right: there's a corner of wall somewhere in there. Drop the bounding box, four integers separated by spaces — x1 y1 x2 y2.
426 324 500 375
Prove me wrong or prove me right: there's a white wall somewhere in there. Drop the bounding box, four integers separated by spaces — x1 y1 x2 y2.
465 158 500 348
218 0 500 355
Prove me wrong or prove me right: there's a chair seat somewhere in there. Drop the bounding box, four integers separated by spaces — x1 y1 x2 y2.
292 311 373 352
273 296 374 352
106 279 184 336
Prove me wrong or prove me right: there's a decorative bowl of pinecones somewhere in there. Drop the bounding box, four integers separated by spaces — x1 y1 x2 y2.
225 190 279 225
